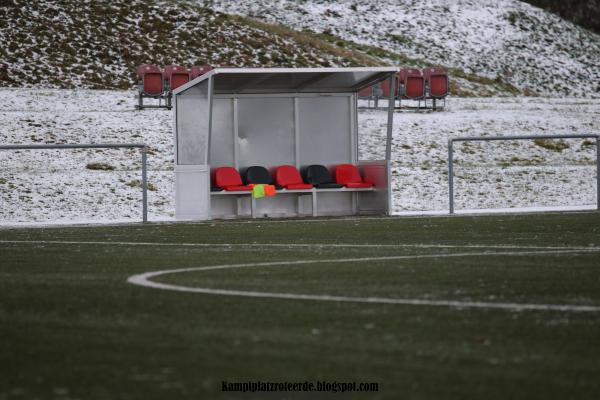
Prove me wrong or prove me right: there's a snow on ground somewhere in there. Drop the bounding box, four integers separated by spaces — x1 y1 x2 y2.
359 97 599 212
210 0 600 97
0 89 173 223
0 89 598 224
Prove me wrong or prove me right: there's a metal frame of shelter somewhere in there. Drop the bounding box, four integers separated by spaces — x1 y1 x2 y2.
172 67 398 220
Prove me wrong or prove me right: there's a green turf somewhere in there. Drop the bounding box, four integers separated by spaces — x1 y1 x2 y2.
1 212 600 399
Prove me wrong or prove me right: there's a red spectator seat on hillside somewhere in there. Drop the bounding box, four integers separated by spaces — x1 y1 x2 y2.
335 164 373 188
379 77 400 99
358 83 385 108
164 65 190 91
399 68 425 100
275 165 313 190
358 85 374 99
423 67 449 99
191 65 213 80
214 167 252 191
137 64 163 96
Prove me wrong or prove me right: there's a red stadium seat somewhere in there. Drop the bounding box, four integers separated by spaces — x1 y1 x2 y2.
399 68 425 100
191 65 213 80
423 67 449 99
379 76 400 99
214 167 252 191
137 64 163 96
335 164 373 188
275 165 313 190
164 65 190 91
358 85 373 98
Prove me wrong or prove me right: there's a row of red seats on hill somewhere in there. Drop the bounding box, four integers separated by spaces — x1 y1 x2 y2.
359 67 449 100
137 64 213 96
213 165 373 192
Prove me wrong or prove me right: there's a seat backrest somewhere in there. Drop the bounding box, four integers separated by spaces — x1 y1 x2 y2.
380 78 391 98
143 74 163 95
191 65 213 79
429 75 448 98
304 165 334 185
335 164 364 184
379 76 400 98
164 65 190 91
215 167 243 188
275 165 304 187
137 64 163 95
399 69 407 83
405 77 425 99
400 69 424 99
423 67 448 98
244 166 272 185
358 85 373 98
137 64 161 79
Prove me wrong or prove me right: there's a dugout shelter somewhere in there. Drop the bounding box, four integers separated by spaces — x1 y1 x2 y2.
172 67 397 220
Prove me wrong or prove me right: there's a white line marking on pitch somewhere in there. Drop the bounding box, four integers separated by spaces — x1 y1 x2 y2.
2 240 599 251
127 249 600 313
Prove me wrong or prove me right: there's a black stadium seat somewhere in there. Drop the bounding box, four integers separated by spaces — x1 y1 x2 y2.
303 165 343 189
244 166 282 189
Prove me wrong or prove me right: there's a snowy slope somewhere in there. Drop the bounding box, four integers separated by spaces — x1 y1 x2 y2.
0 0 371 90
210 0 600 98
0 89 598 224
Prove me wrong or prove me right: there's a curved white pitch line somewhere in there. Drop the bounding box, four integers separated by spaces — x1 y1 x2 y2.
127 249 600 313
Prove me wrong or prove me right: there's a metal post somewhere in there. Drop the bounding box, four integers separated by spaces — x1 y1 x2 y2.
448 139 454 214
385 73 395 162
141 148 148 223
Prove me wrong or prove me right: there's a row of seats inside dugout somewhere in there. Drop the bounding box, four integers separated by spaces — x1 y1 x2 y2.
211 164 374 192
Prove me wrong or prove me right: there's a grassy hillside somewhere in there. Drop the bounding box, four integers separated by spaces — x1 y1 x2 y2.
211 0 600 97
0 0 527 95
0 0 376 89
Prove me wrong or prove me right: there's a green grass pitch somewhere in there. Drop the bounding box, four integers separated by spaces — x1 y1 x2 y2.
1 212 600 399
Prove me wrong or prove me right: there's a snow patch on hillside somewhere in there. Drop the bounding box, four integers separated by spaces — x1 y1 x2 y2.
0 0 362 90
211 0 600 97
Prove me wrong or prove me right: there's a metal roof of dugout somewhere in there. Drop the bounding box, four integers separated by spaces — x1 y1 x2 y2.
173 67 398 220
